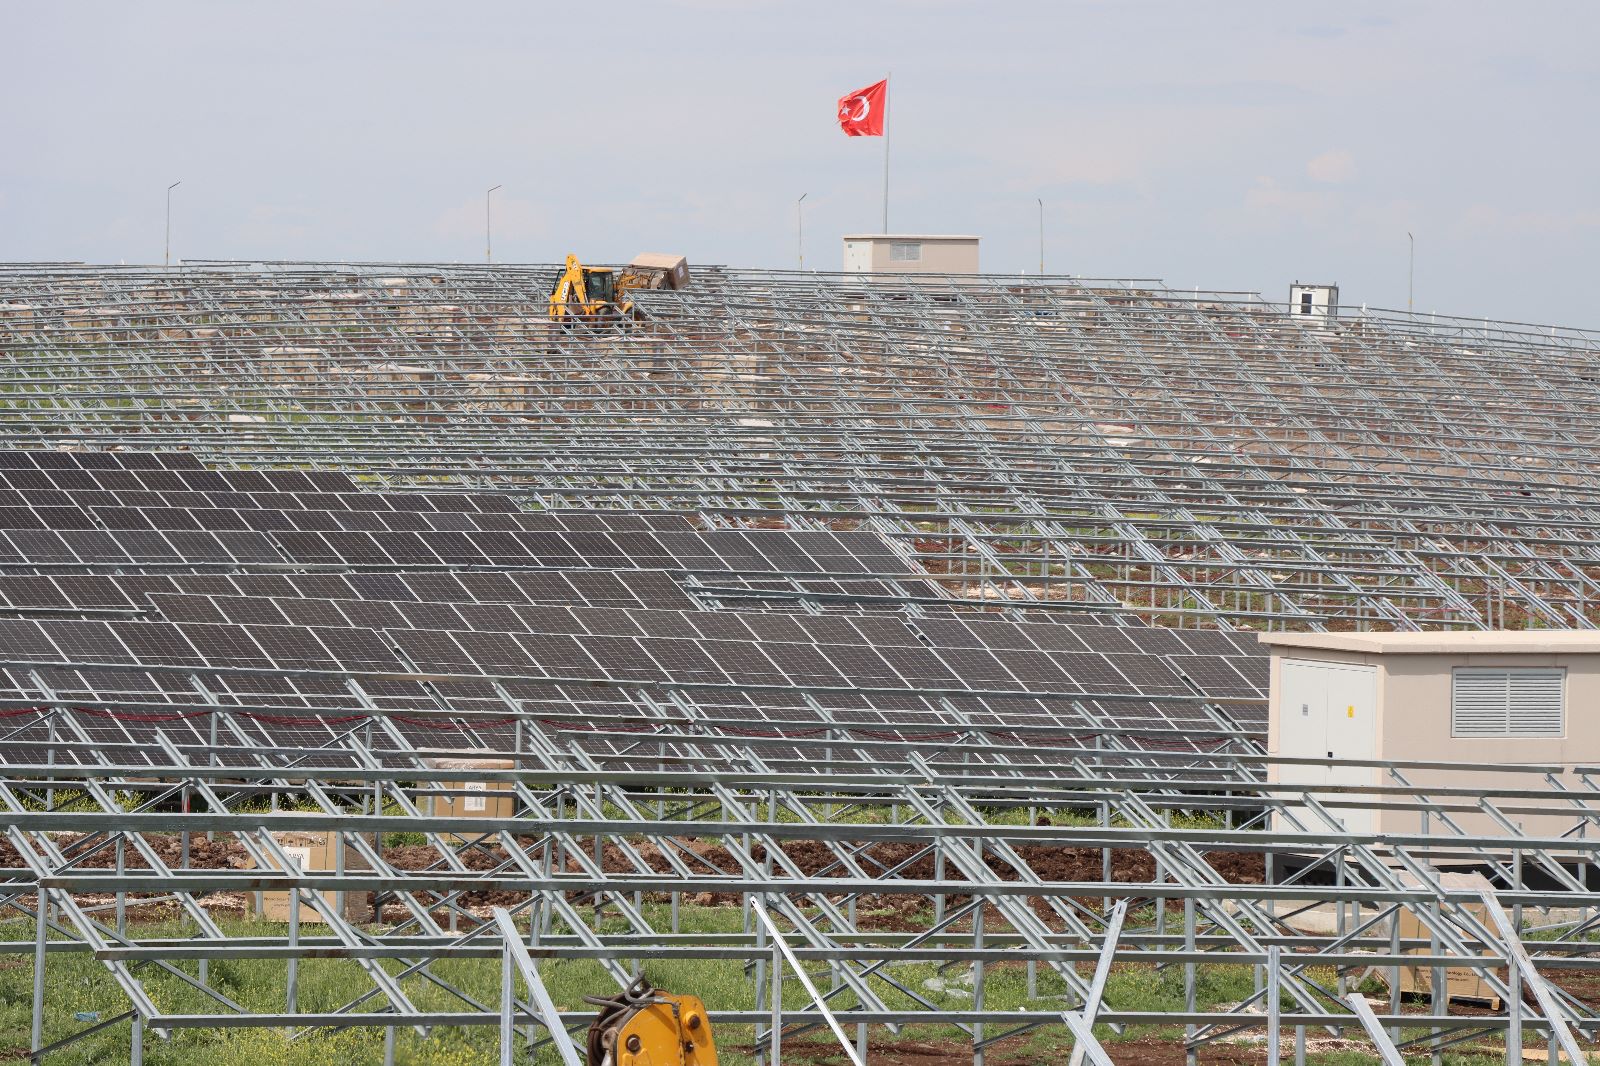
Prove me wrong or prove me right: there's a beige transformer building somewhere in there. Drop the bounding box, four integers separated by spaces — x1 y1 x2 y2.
842 234 980 274
1259 631 1599 842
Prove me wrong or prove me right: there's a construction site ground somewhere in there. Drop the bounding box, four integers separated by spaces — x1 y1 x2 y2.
0 832 1550 1065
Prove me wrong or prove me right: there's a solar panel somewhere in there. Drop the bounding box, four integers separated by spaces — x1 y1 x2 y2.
1066 627 1141 655
0 577 71 609
285 575 357 599
699 638 786 684
285 509 341 532
816 644 902 686
0 444 1280 771
563 571 637 606
681 612 750 641
402 573 472 603
513 631 602 674
60 530 130 564
876 644 962 687
274 531 342 564
189 507 249 532
340 600 410 630
54 576 134 608
1045 651 1129 690
507 604 579 634
1104 653 1189 693
150 594 231 624
219 596 297 627
1167 654 1258 697
1175 630 1242 656
110 530 181 562
38 617 130 659
464 631 540 673
165 531 236 562
963 619 1040 651
627 571 695 608
245 624 340 669
276 598 352 627
14 529 81 562
637 637 727 683
395 601 466 630
262 470 317 493
232 575 295 598
570 607 643 636
311 626 404 671
739 614 812 643
177 623 274 667
1113 626 1191 656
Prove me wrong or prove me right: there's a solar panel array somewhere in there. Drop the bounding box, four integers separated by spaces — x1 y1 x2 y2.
6 261 1600 631
0 448 1265 771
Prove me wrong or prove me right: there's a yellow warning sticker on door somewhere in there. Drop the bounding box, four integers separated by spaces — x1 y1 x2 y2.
1347 706 1354 717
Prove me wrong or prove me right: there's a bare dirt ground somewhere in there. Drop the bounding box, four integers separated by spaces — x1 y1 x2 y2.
734 1034 1354 1065
3 832 1265 920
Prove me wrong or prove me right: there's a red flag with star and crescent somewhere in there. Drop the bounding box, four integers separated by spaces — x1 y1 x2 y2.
837 79 887 137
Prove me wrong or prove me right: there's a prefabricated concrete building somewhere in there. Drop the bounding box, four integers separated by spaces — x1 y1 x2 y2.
843 234 980 274
1261 630 1598 839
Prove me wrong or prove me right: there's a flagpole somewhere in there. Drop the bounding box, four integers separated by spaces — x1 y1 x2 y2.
882 73 891 233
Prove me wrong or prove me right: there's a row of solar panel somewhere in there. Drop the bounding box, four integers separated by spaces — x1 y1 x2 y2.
0 568 696 612
0 490 517 520
0 605 1263 708
139 587 1257 666
9 677 1220 757
0 511 909 583
2 696 1209 774
0 449 205 471
0 520 909 576
0 567 1260 667
688 575 940 607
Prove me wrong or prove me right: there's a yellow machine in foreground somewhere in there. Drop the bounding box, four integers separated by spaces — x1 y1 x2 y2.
584 977 716 1066
548 253 690 323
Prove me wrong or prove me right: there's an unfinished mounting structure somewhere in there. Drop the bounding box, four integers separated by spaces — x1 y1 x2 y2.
0 262 1599 1065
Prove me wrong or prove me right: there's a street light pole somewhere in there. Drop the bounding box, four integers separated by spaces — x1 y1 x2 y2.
1037 198 1044 275
486 185 503 264
797 193 808 270
1407 231 1414 314
165 181 182 268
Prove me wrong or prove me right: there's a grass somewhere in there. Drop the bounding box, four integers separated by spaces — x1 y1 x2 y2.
0 903 1527 1064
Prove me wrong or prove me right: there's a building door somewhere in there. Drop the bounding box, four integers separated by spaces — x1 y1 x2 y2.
1279 659 1378 833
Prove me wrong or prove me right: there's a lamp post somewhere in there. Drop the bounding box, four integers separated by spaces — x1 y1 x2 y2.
1037 197 1045 275
796 193 808 270
165 181 182 268
1407 231 1414 314
486 185 503 264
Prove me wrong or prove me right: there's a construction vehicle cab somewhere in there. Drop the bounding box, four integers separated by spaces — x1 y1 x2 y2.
549 254 624 323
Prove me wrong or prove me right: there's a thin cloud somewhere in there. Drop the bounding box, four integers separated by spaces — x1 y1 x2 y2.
1306 150 1355 184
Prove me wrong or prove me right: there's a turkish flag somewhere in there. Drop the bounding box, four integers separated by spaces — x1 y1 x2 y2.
837 79 887 137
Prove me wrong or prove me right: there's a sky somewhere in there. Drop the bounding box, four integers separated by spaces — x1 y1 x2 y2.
2 1 1596 326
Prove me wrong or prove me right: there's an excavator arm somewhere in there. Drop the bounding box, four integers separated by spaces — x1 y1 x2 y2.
547 254 590 319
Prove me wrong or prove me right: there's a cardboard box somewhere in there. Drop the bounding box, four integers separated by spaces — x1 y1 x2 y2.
628 254 690 291
1384 872 1502 1005
423 755 517 843
245 831 371 924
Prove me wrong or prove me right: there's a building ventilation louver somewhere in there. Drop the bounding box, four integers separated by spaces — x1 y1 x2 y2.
1451 667 1564 737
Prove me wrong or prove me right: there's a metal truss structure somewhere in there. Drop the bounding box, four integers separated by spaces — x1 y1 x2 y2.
0 262 1597 630
0 262 1598 1063
9 708 1600 1066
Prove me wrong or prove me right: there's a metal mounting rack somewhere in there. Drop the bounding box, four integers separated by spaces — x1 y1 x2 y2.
2 262 1600 1062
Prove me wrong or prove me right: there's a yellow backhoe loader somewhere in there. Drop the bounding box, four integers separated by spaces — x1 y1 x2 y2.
584 977 717 1066
548 253 689 324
